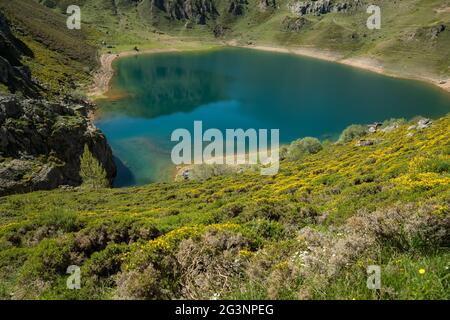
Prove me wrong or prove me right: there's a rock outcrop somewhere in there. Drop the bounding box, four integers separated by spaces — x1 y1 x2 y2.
288 0 361 16
0 96 116 196
429 24 446 40
282 16 310 32
228 0 248 16
258 0 277 12
151 0 219 24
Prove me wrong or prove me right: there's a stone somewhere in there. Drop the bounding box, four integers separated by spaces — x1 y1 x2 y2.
356 139 374 147
417 118 432 130
282 16 310 32
430 24 446 39
259 0 277 11
229 0 248 16
367 122 382 133
381 123 399 133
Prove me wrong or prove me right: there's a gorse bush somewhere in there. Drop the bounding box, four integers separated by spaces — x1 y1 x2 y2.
79 144 109 189
286 137 322 160
338 124 367 143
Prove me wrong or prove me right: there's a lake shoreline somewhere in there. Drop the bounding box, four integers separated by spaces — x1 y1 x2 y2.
88 48 182 99
88 42 450 101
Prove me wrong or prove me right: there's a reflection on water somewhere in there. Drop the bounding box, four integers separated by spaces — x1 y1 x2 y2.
98 55 229 119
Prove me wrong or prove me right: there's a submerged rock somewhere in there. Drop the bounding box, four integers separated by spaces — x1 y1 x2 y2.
0 96 116 196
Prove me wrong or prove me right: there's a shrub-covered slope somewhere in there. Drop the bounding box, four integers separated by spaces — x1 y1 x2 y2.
0 115 448 299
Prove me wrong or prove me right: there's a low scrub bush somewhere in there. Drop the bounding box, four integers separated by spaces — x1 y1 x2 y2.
338 124 367 143
286 137 322 161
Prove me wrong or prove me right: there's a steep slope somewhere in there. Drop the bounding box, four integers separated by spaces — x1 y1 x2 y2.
0 114 448 299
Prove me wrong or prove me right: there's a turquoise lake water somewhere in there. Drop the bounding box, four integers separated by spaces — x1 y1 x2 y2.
95 47 450 187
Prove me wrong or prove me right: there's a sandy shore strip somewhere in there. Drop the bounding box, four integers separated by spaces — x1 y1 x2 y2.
232 43 450 93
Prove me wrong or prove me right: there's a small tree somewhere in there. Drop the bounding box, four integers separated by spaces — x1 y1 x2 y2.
79 144 109 189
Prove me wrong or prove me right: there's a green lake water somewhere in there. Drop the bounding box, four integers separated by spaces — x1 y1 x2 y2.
95 47 450 187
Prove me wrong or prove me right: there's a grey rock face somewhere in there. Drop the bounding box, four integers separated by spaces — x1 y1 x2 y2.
151 0 219 24
228 0 248 16
288 0 361 16
0 96 116 196
282 16 310 32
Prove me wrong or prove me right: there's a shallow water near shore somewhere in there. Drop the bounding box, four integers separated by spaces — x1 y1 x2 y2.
95 47 450 187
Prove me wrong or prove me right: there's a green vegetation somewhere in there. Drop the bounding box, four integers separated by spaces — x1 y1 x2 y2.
338 124 368 143
286 137 323 160
79 145 109 189
0 115 448 299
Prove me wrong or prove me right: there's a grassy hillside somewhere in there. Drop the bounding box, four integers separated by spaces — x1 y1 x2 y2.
0 115 448 299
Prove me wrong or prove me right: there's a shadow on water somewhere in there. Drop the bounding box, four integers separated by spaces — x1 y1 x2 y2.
113 155 135 187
